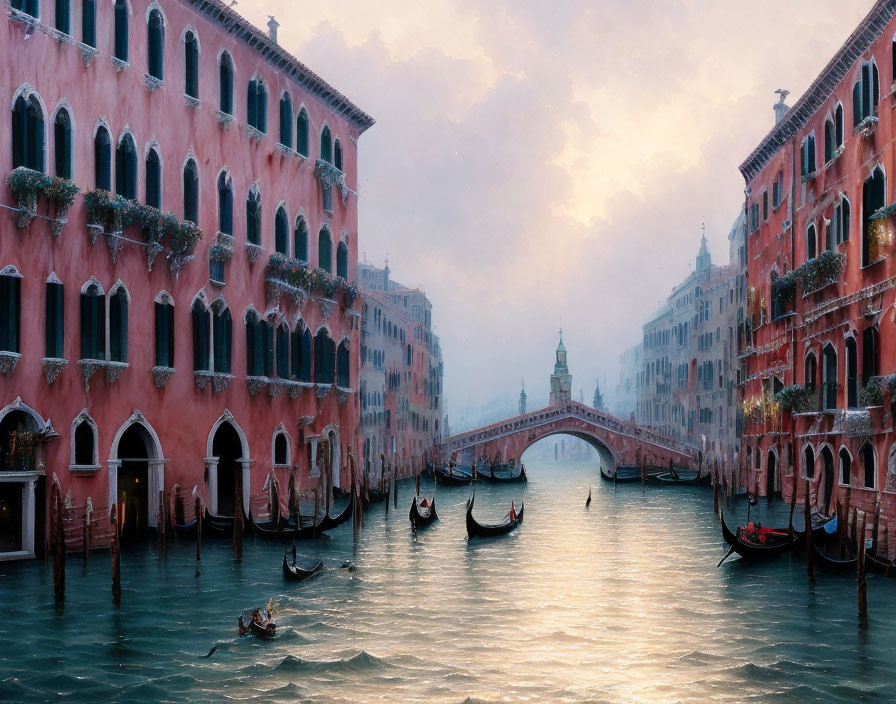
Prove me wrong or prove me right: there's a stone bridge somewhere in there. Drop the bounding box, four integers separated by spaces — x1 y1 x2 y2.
443 401 698 472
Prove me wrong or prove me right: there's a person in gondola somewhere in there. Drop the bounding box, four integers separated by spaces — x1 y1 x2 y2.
509 501 516 522
291 543 297 566
252 609 266 629
419 497 429 509
669 459 679 481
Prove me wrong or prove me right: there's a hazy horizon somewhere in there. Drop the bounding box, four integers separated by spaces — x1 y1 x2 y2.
240 0 870 423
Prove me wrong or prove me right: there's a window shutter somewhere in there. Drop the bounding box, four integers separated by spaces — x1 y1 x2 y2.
853 81 862 127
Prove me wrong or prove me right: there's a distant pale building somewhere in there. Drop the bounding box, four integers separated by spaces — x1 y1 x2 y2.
549 333 573 406
519 381 527 415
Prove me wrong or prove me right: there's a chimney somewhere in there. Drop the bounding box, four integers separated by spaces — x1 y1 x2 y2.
773 89 790 125
267 15 279 43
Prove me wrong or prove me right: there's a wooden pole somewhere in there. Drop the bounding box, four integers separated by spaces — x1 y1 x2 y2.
640 453 645 495
160 490 168 557
385 463 391 517
51 481 65 603
804 478 814 585
857 509 868 618
82 506 89 565
110 504 121 605
712 465 719 517
174 485 185 529
393 456 399 509
872 496 881 556
194 494 202 562
233 482 243 561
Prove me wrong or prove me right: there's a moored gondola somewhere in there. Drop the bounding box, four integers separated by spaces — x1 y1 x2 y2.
435 464 474 485
203 509 248 537
812 542 858 571
466 493 523 539
790 513 838 546
409 495 438 529
719 511 794 561
282 551 323 582
478 464 528 483
173 518 198 540
317 492 355 532
648 469 710 486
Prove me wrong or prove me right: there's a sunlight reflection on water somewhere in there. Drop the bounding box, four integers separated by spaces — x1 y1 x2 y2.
1 459 895 703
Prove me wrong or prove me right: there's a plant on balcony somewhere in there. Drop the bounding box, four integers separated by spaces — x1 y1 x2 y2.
800 250 845 292
266 253 311 289
861 373 896 407
771 271 797 318
84 190 202 272
775 384 815 412
311 268 340 299
339 278 360 308
7 167 80 231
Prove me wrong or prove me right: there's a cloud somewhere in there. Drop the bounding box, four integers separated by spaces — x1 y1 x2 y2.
241 0 871 420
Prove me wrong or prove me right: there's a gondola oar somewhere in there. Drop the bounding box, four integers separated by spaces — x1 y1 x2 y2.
585 484 592 507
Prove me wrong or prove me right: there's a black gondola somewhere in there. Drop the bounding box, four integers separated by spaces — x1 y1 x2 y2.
239 608 276 639
282 552 323 582
478 464 528 483
409 495 438 529
203 509 249 537
466 493 523 539
812 542 858 571
600 466 645 483
719 511 794 561
173 518 198 540
790 512 838 545
316 492 354 532
434 464 474 485
647 469 710 486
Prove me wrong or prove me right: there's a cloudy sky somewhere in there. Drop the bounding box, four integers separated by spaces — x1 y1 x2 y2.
242 0 869 422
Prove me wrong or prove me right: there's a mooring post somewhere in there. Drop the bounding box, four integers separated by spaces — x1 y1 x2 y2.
385 463 391 517
857 509 868 618
804 479 814 586
51 481 65 603
110 505 121 605
195 494 202 562
233 483 243 562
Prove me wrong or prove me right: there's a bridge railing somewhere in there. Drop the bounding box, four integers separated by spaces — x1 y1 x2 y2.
444 401 698 457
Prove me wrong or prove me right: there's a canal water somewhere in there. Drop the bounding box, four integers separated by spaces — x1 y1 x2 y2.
2 458 895 703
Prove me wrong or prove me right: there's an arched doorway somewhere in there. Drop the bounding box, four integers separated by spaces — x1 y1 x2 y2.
327 429 341 489
116 424 153 543
819 445 835 515
212 421 244 516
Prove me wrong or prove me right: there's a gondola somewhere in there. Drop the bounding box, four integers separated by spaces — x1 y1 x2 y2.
647 469 710 486
812 542 858 571
252 513 325 540
477 464 528 483
203 509 249 537
409 495 438 529
600 465 644 483
282 551 323 582
316 492 354 532
719 511 794 561
790 513 838 545
239 608 276 639
466 493 523 539
173 518 198 540
434 464 474 486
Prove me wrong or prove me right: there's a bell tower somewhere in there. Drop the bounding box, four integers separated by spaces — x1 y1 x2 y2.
519 380 527 415
549 330 573 407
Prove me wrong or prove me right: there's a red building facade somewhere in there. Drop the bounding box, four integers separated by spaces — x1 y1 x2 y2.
0 0 373 558
739 1 896 532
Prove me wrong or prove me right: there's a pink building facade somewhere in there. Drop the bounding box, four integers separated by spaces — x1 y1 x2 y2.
739 1 896 532
0 0 373 558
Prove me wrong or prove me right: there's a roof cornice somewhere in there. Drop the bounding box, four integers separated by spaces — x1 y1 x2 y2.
184 0 375 133
739 0 896 182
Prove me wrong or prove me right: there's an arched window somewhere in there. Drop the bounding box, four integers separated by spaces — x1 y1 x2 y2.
115 133 138 200
80 281 105 360
279 94 293 148
334 139 343 171
861 442 876 488
273 432 289 466
862 326 879 392
294 217 308 261
839 447 851 485
246 188 261 245
247 79 267 132
147 9 164 80
217 172 233 235
275 206 288 255
336 241 348 279
804 446 815 479
12 94 44 172
184 31 199 99
318 228 332 273
55 0 70 35
804 351 817 397
73 417 96 467
275 323 289 379
313 329 334 384
806 222 817 261
154 294 174 368
245 310 263 376
81 0 95 48
834 103 844 148
822 344 837 410
54 108 72 179
212 301 232 374
12 0 39 18
45 278 64 359
109 285 128 363
337 340 350 387
853 60 880 127
94 126 111 190
145 147 161 209
219 51 234 115
114 0 128 62
183 158 198 223
191 298 209 371
0 269 22 354
296 108 309 157
824 119 835 163
845 336 858 409
862 166 886 266
292 324 311 381
320 125 332 162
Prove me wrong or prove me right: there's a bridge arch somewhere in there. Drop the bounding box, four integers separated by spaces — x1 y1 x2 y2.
517 429 618 473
